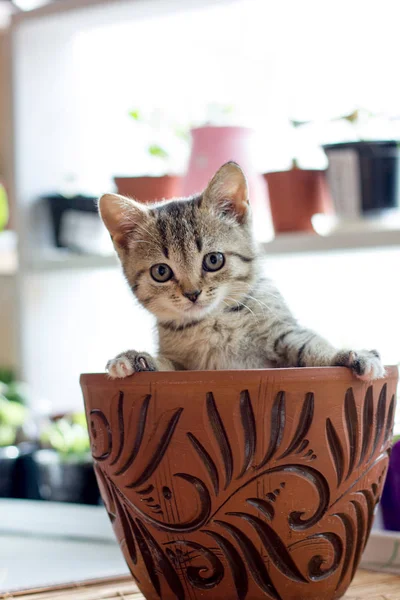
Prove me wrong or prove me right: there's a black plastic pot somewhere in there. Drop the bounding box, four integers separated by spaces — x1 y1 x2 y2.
14 442 41 499
323 141 399 215
381 439 400 531
0 446 19 497
44 194 98 249
0 443 42 499
33 449 100 504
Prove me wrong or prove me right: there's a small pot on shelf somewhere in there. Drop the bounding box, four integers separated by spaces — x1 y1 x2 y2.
380 437 400 531
181 126 272 240
114 175 181 204
32 449 99 504
323 140 399 218
0 446 19 497
264 165 333 234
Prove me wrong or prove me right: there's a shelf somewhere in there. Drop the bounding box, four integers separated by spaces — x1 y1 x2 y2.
0 231 18 275
262 227 400 255
27 251 119 271
21 228 400 272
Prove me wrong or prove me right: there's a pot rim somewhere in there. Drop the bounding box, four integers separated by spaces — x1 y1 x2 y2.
190 125 254 134
81 365 398 388
113 175 180 181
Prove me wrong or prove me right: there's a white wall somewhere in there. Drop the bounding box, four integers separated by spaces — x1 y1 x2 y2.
20 266 155 413
0 275 18 369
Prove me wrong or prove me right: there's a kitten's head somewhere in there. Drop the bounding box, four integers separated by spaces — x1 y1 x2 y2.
99 162 256 324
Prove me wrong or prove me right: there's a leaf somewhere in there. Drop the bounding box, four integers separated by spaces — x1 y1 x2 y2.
129 110 140 120
115 394 151 476
279 392 314 459
127 407 183 488
136 520 185 600
334 512 355 593
148 144 169 159
344 388 359 480
350 500 366 580
110 391 125 466
246 497 274 521
216 520 280 599
258 391 285 468
206 392 233 490
382 394 396 450
131 518 161 596
227 512 307 583
369 383 387 461
237 390 257 479
358 386 374 467
187 432 219 495
326 418 345 487
203 530 248 600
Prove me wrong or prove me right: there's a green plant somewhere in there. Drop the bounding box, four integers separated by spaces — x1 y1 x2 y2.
0 370 29 446
129 107 187 167
40 413 90 462
128 102 237 174
0 183 8 232
0 367 15 386
0 395 27 446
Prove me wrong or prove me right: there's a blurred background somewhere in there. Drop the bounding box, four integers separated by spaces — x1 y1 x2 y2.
1 0 400 590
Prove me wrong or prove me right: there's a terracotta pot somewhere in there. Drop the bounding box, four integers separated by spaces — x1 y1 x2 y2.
264 169 333 234
81 367 398 600
181 127 272 241
114 176 181 204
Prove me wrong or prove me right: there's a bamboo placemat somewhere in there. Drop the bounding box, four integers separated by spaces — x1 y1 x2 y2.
2 570 400 599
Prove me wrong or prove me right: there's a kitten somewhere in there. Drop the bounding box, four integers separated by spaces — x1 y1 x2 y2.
99 162 384 381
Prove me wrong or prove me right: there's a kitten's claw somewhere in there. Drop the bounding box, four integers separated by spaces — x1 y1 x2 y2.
106 351 157 378
334 349 385 381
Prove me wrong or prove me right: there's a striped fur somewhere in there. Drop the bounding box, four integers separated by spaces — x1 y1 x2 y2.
99 162 384 381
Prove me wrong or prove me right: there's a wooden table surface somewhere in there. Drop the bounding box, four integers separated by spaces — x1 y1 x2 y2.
3 570 400 600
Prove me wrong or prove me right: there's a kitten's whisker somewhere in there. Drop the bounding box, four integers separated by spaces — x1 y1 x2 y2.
225 296 257 320
245 295 271 311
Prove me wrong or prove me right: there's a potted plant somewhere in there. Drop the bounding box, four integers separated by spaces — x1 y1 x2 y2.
33 412 100 504
179 103 271 241
81 366 397 600
263 120 333 234
113 108 185 203
0 375 28 498
380 434 400 531
322 108 400 218
0 181 8 231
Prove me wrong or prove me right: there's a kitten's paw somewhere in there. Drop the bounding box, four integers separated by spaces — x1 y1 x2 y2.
106 351 158 379
334 349 385 381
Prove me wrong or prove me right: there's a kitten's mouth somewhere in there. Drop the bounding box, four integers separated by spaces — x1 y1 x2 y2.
184 303 208 313
183 297 221 316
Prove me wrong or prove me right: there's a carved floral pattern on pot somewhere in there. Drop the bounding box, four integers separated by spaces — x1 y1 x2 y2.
80 368 398 600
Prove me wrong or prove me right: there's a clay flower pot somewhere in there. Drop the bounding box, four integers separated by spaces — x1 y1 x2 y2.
181 127 272 241
114 175 181 204
81 367 398 600
264 169 333 234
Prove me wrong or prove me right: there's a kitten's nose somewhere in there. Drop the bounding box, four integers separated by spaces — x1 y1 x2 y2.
184 290 202 303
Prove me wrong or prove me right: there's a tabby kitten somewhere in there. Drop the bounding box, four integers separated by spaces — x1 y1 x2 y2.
99 162 384 380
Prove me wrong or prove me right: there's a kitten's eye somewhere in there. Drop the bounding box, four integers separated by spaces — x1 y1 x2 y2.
150 263 173 283
203 252 225 272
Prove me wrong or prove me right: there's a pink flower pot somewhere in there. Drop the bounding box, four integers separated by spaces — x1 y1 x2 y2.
181 127 272 240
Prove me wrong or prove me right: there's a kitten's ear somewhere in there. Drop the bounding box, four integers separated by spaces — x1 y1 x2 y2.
98 193 146 246
203 161 249 222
